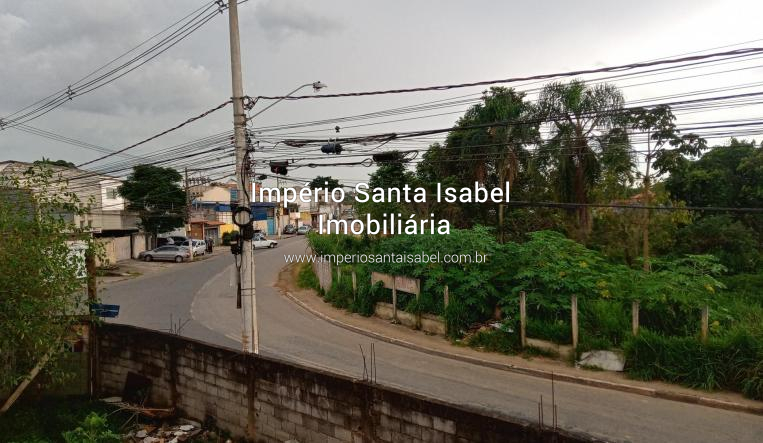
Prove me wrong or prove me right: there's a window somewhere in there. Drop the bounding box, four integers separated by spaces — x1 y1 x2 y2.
105 187 119 199
230 189 238 201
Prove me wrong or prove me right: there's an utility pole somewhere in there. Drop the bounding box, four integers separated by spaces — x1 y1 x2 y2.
228 0 258 354
184 167 193 262
275 176 281 239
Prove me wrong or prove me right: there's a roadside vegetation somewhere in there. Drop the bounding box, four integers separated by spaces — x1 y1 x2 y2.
299 80 763 400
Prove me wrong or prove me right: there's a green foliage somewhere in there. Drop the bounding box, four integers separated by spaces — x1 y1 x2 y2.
305 226 762 398
526 318 571 344
0 397 124 443
296 262 320 291
675 215 761 273
62 412 120 443
0 165 101 392
118 164 186 235
33 157 76 168
534 80 626 240
308 175 341 191
221 231 233 246
466 328 521 355
624 329 763 399
325 270 354 309
579 299 630 347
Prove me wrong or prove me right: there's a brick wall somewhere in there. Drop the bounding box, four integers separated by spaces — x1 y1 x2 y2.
97 324 594 443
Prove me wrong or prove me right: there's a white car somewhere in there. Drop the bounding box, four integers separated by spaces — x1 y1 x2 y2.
179 239 207 256
253 233 277 249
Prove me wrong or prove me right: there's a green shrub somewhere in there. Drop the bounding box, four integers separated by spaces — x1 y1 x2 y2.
466 328 520 355
62 412 120 443
325 272 354 309
527 318 571 344
580 299 629 347
624 329 763 399
296 262 319 291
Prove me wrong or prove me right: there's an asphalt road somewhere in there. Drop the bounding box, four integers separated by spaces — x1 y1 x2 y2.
103 237 763 443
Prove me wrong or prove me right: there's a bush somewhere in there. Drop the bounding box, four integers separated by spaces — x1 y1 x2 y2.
296 262 320 291
62 412 120 443
580 299 630 347
675 215 761 273
527 318 571 344
466 328 520 354
624 329 763 399
325 271 354 309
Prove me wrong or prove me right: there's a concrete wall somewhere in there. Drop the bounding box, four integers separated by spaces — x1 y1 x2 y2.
131 233 148 259
97 324 589 443
97 236 132 265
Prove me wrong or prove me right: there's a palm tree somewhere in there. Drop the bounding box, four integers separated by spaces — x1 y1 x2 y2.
430 87 539 236
535 80 626 241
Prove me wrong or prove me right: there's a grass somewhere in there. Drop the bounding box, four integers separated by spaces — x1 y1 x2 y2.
623 328 763 399
296 262 320 291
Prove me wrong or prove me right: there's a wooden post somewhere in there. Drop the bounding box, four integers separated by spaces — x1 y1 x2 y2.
571 295 579 350
519 291 527 348
392 278 398 323
351 270 357 299
701 305 709 343
443 284 449 308
632 301 640 336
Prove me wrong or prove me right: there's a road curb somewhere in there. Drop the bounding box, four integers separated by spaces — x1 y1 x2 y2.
281 289 763 416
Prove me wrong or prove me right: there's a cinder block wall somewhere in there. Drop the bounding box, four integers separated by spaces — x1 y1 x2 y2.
97 324 591 443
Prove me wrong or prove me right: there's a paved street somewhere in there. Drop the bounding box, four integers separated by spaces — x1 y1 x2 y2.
103 237 763 443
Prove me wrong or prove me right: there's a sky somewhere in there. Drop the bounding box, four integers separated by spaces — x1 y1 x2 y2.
1 0 762 188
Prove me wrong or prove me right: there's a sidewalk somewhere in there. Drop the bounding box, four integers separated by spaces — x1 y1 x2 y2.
276 263 763 416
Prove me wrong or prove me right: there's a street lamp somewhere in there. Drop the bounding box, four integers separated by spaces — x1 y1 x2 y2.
247 81 327 240
246 81 327 121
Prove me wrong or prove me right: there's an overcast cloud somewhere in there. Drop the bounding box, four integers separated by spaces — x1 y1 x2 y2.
1 0 762 186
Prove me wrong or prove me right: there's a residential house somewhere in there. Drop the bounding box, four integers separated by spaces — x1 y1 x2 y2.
0 160 146 264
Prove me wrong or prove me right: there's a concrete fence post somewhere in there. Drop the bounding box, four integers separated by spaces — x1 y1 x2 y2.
632 301 640 336
519 291 527 348
392 278 398 323
351 270 357 299
443 284 449 308
571 295 579 350
701 305 709 343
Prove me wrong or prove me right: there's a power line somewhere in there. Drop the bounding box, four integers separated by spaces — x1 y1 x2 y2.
76 100 232 167
252 47 763 101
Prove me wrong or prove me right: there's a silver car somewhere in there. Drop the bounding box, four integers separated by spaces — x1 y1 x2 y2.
139 245 191 263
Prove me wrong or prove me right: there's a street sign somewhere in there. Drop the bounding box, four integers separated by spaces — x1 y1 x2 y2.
90 303 120 318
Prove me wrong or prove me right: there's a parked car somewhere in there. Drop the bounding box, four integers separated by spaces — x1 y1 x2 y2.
283 224 296 235
297 225 311 235
253 232 278 249
139 246 190 263
179 239 207 256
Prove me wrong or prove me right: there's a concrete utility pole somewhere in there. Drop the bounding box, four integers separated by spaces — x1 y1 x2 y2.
275 176 281 239
228 0 258 354
184 167 193 262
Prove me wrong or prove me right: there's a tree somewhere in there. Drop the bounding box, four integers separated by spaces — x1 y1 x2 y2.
535 80 626 241
33 157 75 168
626 105 706 271
357 154 416 221
415 87 539 234
0 165 99 397
118 165 186 236
666 139 763 271
308 176 341 191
